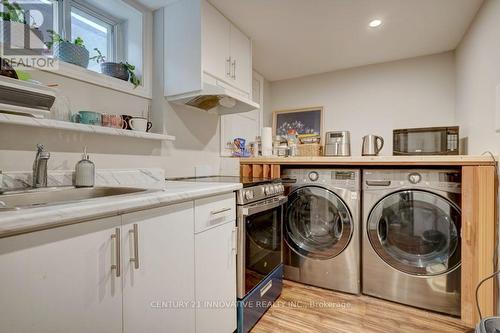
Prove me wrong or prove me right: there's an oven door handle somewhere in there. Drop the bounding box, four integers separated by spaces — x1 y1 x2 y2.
240 196 287 217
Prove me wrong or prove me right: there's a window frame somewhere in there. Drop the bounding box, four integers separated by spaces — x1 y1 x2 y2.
60 0 122 64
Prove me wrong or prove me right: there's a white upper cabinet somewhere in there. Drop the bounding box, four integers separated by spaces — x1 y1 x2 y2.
229 24 252 94
202 2 252 95
202 1 232 83
163 0 254 99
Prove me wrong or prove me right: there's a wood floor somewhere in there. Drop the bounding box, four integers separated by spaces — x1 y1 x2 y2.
251 280 474 333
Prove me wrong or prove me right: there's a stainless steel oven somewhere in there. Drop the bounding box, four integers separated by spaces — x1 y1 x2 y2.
237 191 287 298
393 126 459 155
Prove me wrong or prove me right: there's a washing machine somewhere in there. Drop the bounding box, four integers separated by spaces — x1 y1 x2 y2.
282 169 361 294
363 169 461 316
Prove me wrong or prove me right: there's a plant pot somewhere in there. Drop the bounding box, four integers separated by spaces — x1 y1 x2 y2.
100 62 129 81
54 41 89 68
2 22 45 50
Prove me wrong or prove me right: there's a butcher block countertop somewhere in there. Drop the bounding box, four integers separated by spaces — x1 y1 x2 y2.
240 155 497 166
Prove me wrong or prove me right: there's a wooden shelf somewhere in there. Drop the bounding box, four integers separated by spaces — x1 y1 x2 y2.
240 155 497 166
0 113 175 141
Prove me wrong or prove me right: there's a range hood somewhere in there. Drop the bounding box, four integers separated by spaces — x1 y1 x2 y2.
167 74 260 115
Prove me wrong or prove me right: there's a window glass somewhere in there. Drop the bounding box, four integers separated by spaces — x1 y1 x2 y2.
71 6 111 72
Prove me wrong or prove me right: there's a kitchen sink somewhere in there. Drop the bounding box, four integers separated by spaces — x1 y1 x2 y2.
0 186 152 211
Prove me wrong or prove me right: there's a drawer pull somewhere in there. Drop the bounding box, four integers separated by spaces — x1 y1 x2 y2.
260 280 273 297
366 180 391 186
210 207 232 215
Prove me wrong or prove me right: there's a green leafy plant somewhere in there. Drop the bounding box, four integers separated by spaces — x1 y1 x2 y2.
91 48 141 88
89 47 106 64
0 0 26 24
46 29 86 50
124 62 141 88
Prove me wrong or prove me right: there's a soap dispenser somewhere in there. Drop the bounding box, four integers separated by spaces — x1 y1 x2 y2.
75 147 95 187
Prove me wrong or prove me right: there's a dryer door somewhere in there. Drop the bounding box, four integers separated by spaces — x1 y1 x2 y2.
285 186 353 260
367 189 461 276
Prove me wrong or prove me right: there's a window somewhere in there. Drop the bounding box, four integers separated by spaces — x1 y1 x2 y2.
6 0 149 95
70 5 115 72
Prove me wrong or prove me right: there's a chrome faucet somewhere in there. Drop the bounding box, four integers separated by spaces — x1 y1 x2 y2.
33 144 50 188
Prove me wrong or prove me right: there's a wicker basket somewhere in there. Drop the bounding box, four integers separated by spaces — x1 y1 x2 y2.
54 41 90 68
297 143 322 156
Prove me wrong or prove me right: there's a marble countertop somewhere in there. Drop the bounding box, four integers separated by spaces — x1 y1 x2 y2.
0 181 242 238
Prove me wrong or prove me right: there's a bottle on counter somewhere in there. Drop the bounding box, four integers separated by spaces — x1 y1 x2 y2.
287 129 299 157
75 147 95 188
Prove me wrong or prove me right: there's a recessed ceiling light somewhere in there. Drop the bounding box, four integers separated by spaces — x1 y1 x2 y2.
369 19 382 28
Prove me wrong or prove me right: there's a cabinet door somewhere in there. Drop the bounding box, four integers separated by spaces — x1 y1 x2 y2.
230 23 252 94
220 72 263 156
202 0 231 82
195 220 237 333
0 217 123 333
122 202 195 333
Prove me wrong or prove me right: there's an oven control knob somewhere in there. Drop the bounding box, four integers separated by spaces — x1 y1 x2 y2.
265 186 273 195
308 171 319 182
274 185 281 193
245 190 254 200
409 173 422 184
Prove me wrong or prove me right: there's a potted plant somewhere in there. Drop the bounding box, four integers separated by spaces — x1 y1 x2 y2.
90 48 141 88
0 0 44 49
46 30 89 68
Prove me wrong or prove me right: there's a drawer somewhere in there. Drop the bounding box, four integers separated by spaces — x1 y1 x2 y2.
195 192 236 233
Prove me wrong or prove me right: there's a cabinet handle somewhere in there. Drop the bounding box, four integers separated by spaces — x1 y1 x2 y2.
232 227 238 254
226 57 231 77
111 228 121 278
129 224 139 270
211 207 231 215
231 60 236 79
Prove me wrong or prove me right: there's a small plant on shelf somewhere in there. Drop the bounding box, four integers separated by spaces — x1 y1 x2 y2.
46 30 89 68
0 0 26 24
90 48 141 88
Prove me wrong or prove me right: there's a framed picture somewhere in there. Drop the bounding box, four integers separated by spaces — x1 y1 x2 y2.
273 106 323 139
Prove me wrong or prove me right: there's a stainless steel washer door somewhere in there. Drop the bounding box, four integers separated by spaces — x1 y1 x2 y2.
285 186 353 260
367 190 461 276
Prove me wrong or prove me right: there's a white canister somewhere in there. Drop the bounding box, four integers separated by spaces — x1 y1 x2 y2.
261 127 273 156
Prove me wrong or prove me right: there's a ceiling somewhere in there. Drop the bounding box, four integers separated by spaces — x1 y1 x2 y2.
138 0 483 81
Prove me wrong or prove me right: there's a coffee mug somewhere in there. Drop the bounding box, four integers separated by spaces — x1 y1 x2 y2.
102 114 126 129
129 117 152 132
72 111 101 125
121 115 133 130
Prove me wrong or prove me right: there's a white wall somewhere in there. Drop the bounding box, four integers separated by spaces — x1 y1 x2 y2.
0 68 221 178
455 0 500 155
268 52 457 156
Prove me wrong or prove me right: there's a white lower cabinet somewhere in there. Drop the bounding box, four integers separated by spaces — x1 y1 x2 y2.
0 195 236 333
195 220 237 333
121 202 195 333
0 216 123 333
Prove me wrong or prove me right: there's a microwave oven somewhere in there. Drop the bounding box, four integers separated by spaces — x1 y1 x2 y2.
393 126 459 155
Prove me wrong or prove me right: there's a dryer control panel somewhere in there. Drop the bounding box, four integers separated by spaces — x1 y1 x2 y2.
363 169 461 194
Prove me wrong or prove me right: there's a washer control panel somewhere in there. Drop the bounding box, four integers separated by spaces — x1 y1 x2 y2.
282 169 360 190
